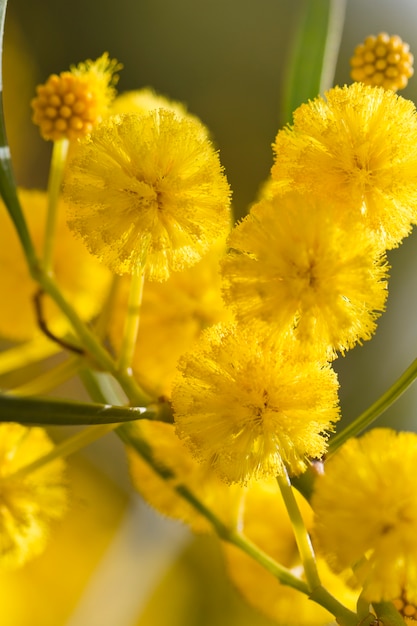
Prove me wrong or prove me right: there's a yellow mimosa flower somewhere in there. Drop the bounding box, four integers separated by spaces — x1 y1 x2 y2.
272 82 417 250
222 191 388 360
0 423 67 569
64 111 231 280
312 428 417 604
173 323 340 484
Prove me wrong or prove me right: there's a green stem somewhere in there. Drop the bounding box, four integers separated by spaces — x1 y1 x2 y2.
276 468 321 591
8 423 119 480
118 271 144 372
78 374 356 623
117 421 308 594
33 269 151 406
118 421 358 623
309 586 358 626
0 393 152 425
373 601 407 626
43 138 69 274
328 356 417 455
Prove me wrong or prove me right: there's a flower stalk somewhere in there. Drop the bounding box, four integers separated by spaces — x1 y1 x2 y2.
43 138 69 274
328 355 417 455
276 469 321 591
117 270 145 373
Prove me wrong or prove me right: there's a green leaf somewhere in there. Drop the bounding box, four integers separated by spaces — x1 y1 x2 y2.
0 393 152 425
0 0 37 268
280 0 346 124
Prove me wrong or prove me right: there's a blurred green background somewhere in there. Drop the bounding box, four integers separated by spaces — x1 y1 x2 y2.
3 1 417 624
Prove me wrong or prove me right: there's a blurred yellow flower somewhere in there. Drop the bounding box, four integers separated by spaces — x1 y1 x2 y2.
127 420 242 533
0 455 128 626
111 87 203 126
0 189 111 342
350 33 414 91
222 191 388 360
31 53 121 141
312 428 417 604
393 593 417 624
64 111 231 280
173 323 340 484
109 239 233 397
0 423 67 569
272 82 417 250
223 478 358 626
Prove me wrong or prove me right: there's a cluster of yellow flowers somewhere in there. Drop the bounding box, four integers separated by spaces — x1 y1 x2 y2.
2 29 417 626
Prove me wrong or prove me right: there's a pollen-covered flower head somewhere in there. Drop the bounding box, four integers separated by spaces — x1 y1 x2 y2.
222 192 388 360
350 33 414 91
223 478 358 625
0 423 67 569
31 53 121 141
272 82 417 250
172 323 340 484
312 428 417 604
64 110 231 280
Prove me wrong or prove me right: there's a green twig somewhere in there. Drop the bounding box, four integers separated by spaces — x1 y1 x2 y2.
117 421 309 593
373 601 407 626
0 393 152 425
32 270 152 406
328 356 417 455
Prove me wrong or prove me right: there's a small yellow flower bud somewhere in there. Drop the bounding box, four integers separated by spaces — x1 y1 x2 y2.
350 32 414 91
31 53 121 141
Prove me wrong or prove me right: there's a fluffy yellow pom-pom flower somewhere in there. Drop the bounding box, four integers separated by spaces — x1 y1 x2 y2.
64 110 232 280
31 53 121 141
350 33 414 91
0 423 67 569
222 192 388 360
0 189 111 342
312 428 417 604
172 323 340 484
272 82 417 250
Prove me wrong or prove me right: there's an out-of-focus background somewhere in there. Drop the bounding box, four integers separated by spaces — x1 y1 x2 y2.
2 1 417 624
